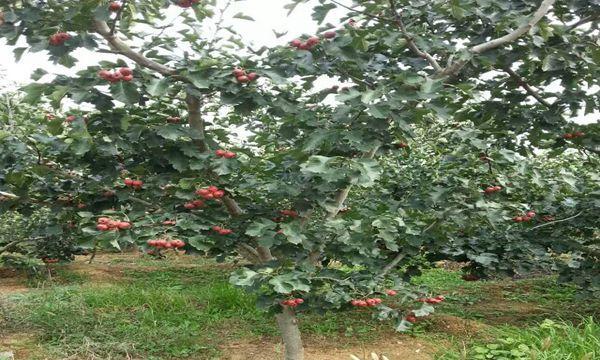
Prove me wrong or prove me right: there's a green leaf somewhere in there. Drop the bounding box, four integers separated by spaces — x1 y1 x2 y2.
110 82 140 104
280 222 307 245
233 13 255 21
146 78 170 97
21 83 47 105
245 219 277 237
31 68 48 81
230 268 259 287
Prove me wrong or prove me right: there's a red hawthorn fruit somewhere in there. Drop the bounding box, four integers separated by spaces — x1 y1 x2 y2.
167 116 180 123
98 69 111 79
435 295 445 301
386 289 397 296
207 186 219 192
366 299 377 306
215 149 227 157
196 188 211 196
147 240 156 246
294 298 304 305
162 220 176 225
184 202 195 209
406 315 417 323
218 229 233 235
484 187 495 194
172 240 185 248
223 151 236 159
124 178 134 186
237 75 249 83
164 241 174 249
66 115 76 122
358 300 368 307
109 2 122 11
563 133 574 139
323 31 336 39
522 216 532 222
192 199 205 207
131 180 143 187
122 74 133 82
493 185 502 191
178 0 193 7
213 190 225 198
156 239 168 248
111 71 124 81
350 300 360 306
372 298 382 304
204 193 215 199
119 67 132 76
117 221 131 230
526 211 536 218
574 131 585 137
212 225 222 232
395 142 408 149
97 224 109 231
306 36 320 46
514 216 524 222
246 72 258 81
298 43 311 50
426 298 442 304
232 68 245 77
290 39 302 47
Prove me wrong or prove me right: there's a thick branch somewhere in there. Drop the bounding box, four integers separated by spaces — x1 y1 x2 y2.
93 20 178 77
388 0 443 72
0 240 22 254
439 0 556 77
0 191 19 199
185 92 209 153
237 243 262 263
503 67 553 108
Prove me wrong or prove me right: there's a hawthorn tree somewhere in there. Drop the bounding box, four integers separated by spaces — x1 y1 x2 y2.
0 0 598 359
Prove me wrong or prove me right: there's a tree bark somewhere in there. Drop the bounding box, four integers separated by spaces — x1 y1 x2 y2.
275 306 304 360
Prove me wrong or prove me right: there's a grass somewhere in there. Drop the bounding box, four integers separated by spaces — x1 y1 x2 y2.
439 318 599 359
1 257 599 359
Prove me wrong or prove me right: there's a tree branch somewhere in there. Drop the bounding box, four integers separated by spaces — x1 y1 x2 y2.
93 19 179 77
567 14 600 31
388 0 443 72
0 191 19 200
185 92 209 153
377 253 406 278
330 0 392 22
529 211 583 231
502 67 553 108
109 0 129 35
439 0 556 77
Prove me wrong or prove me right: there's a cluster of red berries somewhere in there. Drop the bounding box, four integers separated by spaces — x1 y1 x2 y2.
162 220 176 226
405 313 418 323
96 217 132 231
417 295 445 304
562 131 585 139
212 226 233 235
147 238 185 248
195 186 225 200
177 0 200 7
386 289 397 296
279 209 299 218
232 68 258 84
290 36 320 50
49 32 71 46
483 185 502 194
42 258 60 264
109 1 122 11
184 200 205 210
215 149 236 159
513 210 536 223
281 298 304 307
98 67 134 83
350 298 382 307
124 178 143 189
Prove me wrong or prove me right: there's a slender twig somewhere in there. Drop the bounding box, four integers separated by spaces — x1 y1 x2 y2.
330 0 392 22
378 253 405 278
503 67 553 107
567 14 600 31
110 0 129 35
528 211 583 231
388 0 443 72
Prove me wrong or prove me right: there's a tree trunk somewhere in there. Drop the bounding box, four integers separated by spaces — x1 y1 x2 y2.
275 306 304 360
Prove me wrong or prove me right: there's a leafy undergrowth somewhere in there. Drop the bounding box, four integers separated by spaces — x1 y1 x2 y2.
1 256 599 359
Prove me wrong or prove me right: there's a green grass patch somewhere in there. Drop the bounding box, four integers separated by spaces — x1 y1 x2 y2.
437 317 600 359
